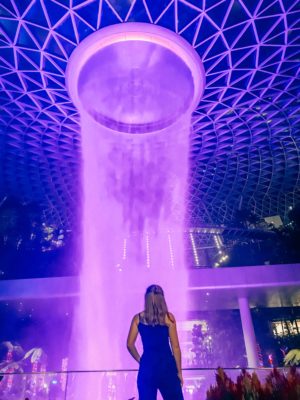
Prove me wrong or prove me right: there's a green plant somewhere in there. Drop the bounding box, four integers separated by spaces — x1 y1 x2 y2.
284 349 300 366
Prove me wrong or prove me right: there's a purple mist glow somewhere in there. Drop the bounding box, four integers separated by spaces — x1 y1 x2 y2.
67 23 204 399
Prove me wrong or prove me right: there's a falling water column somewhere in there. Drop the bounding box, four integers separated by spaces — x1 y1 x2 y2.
67 23 205 399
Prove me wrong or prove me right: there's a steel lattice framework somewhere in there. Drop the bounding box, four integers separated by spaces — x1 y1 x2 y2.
0 0 299 228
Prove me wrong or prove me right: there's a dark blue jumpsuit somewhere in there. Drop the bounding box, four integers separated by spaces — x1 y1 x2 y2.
137 316 184 400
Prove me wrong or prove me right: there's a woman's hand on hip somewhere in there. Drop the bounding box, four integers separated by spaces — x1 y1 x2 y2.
178 372 184 386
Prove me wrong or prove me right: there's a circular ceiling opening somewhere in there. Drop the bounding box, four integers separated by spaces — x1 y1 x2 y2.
67 23 205 133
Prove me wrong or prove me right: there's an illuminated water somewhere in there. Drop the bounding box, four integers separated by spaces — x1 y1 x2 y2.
66 23 204 399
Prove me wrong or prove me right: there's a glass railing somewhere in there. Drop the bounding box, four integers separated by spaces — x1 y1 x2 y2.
0 367 299 400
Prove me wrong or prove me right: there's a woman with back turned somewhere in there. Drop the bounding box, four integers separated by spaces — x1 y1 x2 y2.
127 284 184 400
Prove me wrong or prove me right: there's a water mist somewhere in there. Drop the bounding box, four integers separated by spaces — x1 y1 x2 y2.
66 23 204 399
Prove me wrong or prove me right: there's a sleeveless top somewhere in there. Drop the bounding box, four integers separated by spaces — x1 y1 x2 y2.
138 313 173 359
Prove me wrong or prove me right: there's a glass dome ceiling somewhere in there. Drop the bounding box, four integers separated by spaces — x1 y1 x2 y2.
0 0 299 228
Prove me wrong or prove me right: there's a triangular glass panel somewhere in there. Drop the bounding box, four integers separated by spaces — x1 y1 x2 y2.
19 48 41 66
72 15 95 42
34 89 52 100
45 36 67 59
255 17 281 40
0 47 15 67
264 19 285 42
44 75 64 89
0 91 11 103
285 0 299 12
195 15 218 44
23 77 43 91
233 24 256 49
14 0 33 17
0 18 19 39
23 0 49 27
285 46 299 62
126 0 152 23
206 0 232 28
16 25 38 49
233 50 256 69
99 0 122 28
103 0 128 21
230 69 247 83
4 72 24 89
238 92 257 105
206 35 227 59
26 23 49 48
54 34 76 57
155 1 176 31
261 63 279 74
43 56 63 75
224 1 249 28
0 0 17 16
19 93 38 108
180 17 200 44
17 52 37 70
232 74 251 90
258 0 282 17
231 47 252 67
206 56 229 74
55 15 77 43
196 36 217 59
43 0 68 27
146 0 173 24
177 1 200 32
258 46 281 67
206 73 228 88
74 0 100 29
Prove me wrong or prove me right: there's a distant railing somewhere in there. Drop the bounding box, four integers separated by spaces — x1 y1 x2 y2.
0 367 299 400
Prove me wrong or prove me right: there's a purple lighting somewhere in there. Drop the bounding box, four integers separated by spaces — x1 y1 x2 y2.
67 23 204 132
0 0 299 226
66 23 204 399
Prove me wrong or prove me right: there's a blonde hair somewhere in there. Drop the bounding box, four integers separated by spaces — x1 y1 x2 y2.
144 284 172 325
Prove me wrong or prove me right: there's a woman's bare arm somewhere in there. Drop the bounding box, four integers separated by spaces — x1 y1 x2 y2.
167 312 183 385
126 314 141 364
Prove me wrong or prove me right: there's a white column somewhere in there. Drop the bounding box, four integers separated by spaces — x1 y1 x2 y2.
238 296 260 367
